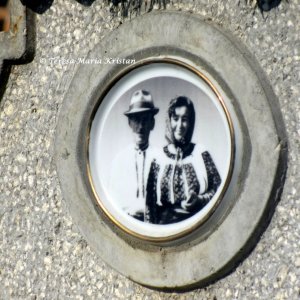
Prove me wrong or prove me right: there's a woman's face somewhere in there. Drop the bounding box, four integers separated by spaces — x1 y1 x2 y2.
170 106 190 142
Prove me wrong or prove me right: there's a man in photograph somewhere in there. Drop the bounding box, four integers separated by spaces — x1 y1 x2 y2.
109 90 159 221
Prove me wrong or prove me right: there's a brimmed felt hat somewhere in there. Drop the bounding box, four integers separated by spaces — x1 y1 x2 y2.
124 90 159 116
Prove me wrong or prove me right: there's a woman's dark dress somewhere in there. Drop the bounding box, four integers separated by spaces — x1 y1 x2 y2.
145 143 221 224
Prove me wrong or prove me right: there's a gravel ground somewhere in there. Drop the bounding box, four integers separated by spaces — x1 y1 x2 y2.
0 0 299 299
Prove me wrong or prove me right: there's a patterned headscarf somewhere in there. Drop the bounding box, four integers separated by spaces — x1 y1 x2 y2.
165 96 196 148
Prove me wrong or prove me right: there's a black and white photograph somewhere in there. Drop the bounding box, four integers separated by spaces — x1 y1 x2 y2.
89 62 233 239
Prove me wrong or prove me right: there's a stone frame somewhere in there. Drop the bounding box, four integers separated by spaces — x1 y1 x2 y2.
55 11 287 290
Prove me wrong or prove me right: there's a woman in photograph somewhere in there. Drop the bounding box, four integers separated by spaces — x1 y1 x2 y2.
145 96 221 224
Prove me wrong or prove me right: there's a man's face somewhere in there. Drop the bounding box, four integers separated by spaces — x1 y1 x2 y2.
128 112 155 148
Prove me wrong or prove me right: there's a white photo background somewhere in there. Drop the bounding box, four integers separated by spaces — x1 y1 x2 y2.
89 63 232 239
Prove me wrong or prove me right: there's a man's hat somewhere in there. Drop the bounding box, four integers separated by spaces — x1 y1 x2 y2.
124 90 159 116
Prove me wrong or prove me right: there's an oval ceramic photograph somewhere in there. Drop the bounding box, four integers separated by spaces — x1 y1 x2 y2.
88 61 234 241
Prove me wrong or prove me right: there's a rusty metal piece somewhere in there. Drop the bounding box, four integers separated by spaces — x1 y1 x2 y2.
0 6 10 32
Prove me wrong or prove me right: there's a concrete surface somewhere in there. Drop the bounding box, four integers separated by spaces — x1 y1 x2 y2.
0 0 299 298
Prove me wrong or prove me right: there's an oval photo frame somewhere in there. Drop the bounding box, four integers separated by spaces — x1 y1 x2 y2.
88 60 234 241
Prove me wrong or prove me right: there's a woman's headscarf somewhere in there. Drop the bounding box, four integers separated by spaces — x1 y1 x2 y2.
165 96 196 148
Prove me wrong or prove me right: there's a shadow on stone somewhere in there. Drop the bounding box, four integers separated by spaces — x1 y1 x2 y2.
258 0 281 12
0 61 11 103
20 0 54 14
0 0 9 5
75 0 96 6
20 0 97 13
